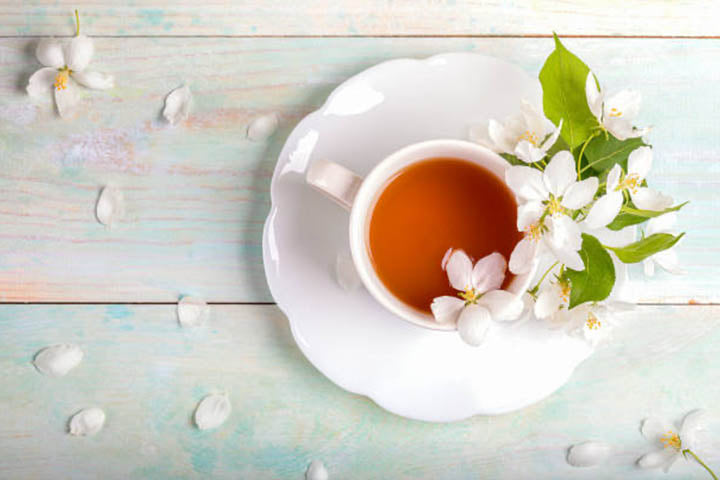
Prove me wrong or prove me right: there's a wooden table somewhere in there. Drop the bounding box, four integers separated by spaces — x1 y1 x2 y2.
2 2 719 478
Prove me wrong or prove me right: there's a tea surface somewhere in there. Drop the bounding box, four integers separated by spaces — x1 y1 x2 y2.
368 158 522 313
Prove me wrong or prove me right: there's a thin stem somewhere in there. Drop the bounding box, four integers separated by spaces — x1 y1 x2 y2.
683 449 718 480
576 132 597 179
528 261 559 295
75 9 80 36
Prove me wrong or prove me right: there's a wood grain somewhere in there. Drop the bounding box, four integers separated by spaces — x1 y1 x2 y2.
0 37 717 303
1 1 720 37
0 304 718 479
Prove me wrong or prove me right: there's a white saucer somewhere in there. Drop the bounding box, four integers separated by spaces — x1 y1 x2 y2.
263 53 624 422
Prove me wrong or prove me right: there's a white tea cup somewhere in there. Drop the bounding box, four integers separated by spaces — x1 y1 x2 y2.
306 139 533 331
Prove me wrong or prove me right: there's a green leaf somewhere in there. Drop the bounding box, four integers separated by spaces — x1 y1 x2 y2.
539 34 600 150
583 135 647 174
607 202 689 231
607 232 685 263
565 233 616 308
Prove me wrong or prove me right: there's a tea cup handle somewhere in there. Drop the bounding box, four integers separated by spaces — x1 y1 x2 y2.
306 159 363 211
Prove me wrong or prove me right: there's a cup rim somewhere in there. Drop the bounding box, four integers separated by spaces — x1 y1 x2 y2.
348 138 536 331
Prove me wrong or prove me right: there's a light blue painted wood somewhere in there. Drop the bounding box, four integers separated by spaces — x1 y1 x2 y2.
1 1 718 37
0 304 719 479
0 37 717 302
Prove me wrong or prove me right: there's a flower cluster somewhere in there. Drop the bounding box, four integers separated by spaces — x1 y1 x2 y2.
464 34 686 346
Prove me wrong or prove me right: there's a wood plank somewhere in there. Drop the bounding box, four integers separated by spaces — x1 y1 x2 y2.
0 37 717 303
1 304 719 478
2 1 720 37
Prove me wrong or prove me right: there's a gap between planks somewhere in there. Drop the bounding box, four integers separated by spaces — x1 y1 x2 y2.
3 34 720 39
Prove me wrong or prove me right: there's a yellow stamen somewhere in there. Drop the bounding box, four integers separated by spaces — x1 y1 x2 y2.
518 130 540 147
546 196 567 216
608 107 622 118
526 222 543 242
54 69 69 91
458 287 480 304
586 312 601 330
617 173 641 194
559 281 571 303
660 431 682 451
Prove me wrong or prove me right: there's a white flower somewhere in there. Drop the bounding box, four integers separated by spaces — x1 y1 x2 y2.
534 278 571 322
584 147 673 229
482 101 563 164
430 250 523 347
562 301 633 346
638 410 707 473
643 213 685 276
26 24 113 118
585 72 648 141
506 151 598 273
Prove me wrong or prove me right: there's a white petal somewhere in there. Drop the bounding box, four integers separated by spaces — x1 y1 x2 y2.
567 441 613 468
306 460 329 480
680 409 707 441
517 201 544 231
641 417 674 444
637 449 678 470
509 237 537 275
54 80 81 118
562 177 598 210
632 188 673 211
549 244 585 271
177 296 210 327
457 305 492 347
488 118 517 154
647 212 678 235
194 393 231 430
583 192 623 229
478 289 523 321
33 344 83 377
445 249 473 291
606 118 641 141
335 252 361 291
430 296 465 325
36 38 65 68
547 215 582 252
65 34 94 72
514 140 546 164
543 150 576 197
585 72 603 121
654 249 685 275
535 285 562 319
69 407 106 436
163 85 192 125
607 164 622 191
520 100 549 137
95 186 124 227
627 146 653 179
505 166 548 201
72 70 114 90
247 113 279 141
471 252 507 294
605 90 641 123
27 67 58 99
541 118 563 150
